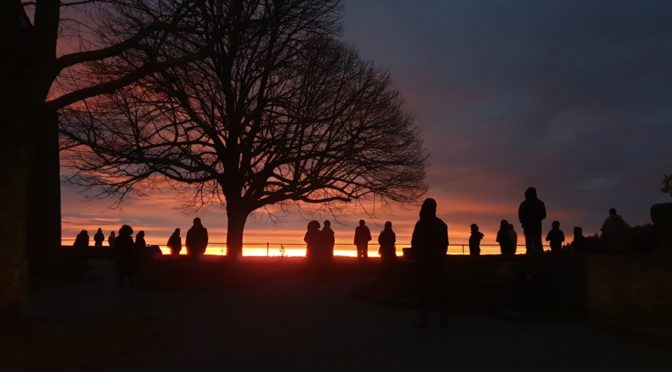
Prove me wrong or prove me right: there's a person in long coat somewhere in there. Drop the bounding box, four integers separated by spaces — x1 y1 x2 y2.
73 230 89 273
378 221 396 261
411 198 449 327
114 224 136 287
321 220 335 259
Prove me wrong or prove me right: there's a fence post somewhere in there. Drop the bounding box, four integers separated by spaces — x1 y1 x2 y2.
266 242 269 257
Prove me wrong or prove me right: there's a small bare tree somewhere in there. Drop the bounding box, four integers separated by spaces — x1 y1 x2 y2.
663 175 672 197
61 0 427 258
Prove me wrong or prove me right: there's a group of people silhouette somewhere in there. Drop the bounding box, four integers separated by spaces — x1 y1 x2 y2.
72 187 631 272
303 219 398 261
405 193 631 327
164 217 209 256
72 217 209 286
298 186 630 259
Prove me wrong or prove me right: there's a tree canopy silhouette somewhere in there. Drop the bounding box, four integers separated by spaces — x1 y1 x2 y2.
663 174 672 197
61 0 427 257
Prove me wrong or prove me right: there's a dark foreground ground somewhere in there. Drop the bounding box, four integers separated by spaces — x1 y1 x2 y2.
4 257 672 371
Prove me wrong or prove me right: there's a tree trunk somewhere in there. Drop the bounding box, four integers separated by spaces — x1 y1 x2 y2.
26 109 61 284
0 0 32 328
226 209 248 259
0 123 30 330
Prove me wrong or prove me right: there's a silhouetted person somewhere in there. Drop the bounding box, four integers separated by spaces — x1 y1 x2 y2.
186 217 208 258
135 230 147 261
507 223 518 255
73 230 89 273
114 225 136 287
545 220 565 254
321 220 335 259
572 226 586 255
354 219 372 259
600 208 630 253
469 224 483 256
411 198 449 328
93 228 104 248
518 187 547 255
378 221 396 261
167 228 182 255
496 219 509 255
304 220 321 258
108 231 116 248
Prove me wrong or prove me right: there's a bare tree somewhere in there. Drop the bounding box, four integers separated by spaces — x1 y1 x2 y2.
0 0 210 320
61 0 427 258
663 175 672 197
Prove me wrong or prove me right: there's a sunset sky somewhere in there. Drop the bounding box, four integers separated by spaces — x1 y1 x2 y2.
61 1 672 253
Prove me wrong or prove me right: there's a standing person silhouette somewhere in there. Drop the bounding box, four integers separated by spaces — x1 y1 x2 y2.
186 218 209 258
518 187 547 255
114 225 136 287
496 220 510 256
600 208 630 252
507 223 518 255
321 220 335 259
545 221 565 254
108 231 116 249
354 220 372 259
135 230 147 261
167 228 182 256
318 220 335 281
73 230 89 274
411 198 449 328
93 228 105 248
378 221 397 262
469 224 483 256
572 226 587 255
304 220 321 259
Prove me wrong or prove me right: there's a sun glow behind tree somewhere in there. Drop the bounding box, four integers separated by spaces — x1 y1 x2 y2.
60 0 428 258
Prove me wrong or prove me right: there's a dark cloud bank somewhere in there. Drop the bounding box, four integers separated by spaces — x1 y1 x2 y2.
343 0 672 233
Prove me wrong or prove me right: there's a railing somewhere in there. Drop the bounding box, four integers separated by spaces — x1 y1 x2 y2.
62 239 550 256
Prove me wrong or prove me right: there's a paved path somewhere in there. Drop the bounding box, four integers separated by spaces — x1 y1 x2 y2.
25 260 672 372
